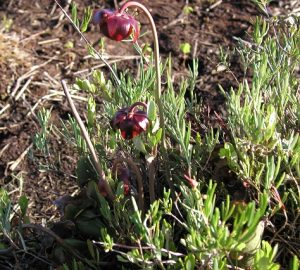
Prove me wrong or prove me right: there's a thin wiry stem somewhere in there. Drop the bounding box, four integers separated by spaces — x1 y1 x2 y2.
112 157 144 212
148 159 156 203
119 1 174 202
54 0 120 85
61 80 114 201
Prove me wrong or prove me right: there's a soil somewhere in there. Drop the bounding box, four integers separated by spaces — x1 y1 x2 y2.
0 0 294 221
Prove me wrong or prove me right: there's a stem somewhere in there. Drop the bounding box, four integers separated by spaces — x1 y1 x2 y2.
61 80 114 201
119 1 174 201
119 2 162 101
112 157 144 212
148 159 156 203
54 0 120 85
128 101 147 112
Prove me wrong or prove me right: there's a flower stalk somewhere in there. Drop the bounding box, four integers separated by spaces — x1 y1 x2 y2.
119 1 174 202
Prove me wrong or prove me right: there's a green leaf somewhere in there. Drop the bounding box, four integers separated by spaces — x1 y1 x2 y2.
76 156 96 187
81 7 92 32
133 136 147 154
87 239 95 259
183 6 194 15
180 43 191 55
76 210 104 238
87 96 96 130
152 118 160 133
18 195 29 217
0 189 11 233
71 3 80 27
184 254 195 270
147 100 157 122
289 255 299 270
154 128 163 144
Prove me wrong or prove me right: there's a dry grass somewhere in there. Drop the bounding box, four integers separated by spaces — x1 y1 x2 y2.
0 31 32 93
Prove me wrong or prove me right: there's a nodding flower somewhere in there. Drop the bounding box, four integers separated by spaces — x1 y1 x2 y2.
110 102 149 140
92 9 140 42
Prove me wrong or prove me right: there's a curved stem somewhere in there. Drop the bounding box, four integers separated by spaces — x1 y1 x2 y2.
128 101 147 112
119 2 174 200
112 157 144 212
119 2 164 135
61 80 114 201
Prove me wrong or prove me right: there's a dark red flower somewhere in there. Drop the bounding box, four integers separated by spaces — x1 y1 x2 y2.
111 102 149 140
92 9 139 42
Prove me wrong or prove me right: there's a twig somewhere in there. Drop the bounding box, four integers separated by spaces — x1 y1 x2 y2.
26 90 87 118
0 104 11 116
53 0 72 29
38 38 60 45
15 76 33 101
9 143 33 171
61 80 114 201
20 30 48 43
43 71 60 86
10 56 56 98
50 1 58 16
0 143 11 158
206 0 222 11
10 71 37 98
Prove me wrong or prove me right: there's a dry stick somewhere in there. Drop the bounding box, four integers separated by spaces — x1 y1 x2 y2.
120 1 174 202
61 80 114 201
112 157 144 212
53 0 120 85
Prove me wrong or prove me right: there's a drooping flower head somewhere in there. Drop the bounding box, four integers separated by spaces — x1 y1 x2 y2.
92 9 140 42
111 102 149 140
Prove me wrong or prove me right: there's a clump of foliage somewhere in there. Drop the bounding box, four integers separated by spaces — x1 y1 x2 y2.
0 0 299 269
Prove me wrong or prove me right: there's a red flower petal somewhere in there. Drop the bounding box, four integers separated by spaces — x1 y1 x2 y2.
133 111 149 131
112 104 149 140
131 129 141 139
106 15 132 41
93 9 139 42
121 130 128 139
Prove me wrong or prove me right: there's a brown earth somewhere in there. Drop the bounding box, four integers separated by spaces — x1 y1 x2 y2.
0 0 295 223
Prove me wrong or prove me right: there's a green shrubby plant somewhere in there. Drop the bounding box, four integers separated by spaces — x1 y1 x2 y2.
1 0 299 269
219 12 300 267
